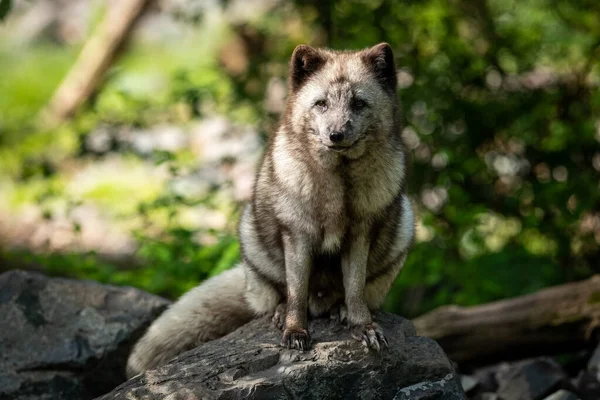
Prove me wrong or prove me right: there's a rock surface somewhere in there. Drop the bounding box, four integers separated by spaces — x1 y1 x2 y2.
542 390 579 400
0 270 169 400
494 358 568 400
460 374 479 394
465 357 592 400
573 370 600 400
100 313 465 400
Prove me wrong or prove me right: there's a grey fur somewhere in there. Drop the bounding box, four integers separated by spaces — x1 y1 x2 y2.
126 43 415 377
126 267 253 377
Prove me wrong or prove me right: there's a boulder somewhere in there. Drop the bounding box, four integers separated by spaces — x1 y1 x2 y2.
572 370 600 400
495 358 569 400
472 364 503 393
460 374 479 394
476 393 499 400
0 270 169 400
99 313 465 399
541 390 579 400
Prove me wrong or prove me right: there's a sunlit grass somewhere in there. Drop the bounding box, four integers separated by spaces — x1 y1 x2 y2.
0 43 77 139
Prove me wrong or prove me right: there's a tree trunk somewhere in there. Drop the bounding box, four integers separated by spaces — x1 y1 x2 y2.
413 275 600 366
41 0 150 125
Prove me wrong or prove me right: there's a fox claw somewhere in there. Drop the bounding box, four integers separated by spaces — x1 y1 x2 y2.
350 322 387 352
281 328 310 351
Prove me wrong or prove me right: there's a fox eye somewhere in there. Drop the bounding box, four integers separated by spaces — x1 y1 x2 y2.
352 98 367 110
314 99 328 110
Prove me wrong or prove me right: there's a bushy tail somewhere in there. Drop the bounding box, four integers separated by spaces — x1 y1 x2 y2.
126 266 253 378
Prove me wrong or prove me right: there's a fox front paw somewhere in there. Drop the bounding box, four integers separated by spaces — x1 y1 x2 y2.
350 322 388 352
281 327 311 351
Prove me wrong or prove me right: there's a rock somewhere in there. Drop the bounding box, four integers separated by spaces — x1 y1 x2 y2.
99 313 466 400
495 358 568 400
476 393 499 400
542 390 580 400
0 270 169 400
394 373 463 399
569 350 592 373
460 374 479 393
472 364 503 393
573 370 600 400
587 343 600 379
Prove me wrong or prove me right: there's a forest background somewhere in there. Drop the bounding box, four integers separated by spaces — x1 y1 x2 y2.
0 0 598 319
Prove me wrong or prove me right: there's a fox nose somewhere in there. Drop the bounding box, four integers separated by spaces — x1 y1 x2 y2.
329 132 344 143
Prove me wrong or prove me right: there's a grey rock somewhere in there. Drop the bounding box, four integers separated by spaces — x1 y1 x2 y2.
0 270 169 400
542 390 580 400
460 374 479 393
99 313 466 400
496 358 568 400
587 343 600 379
573 370 600 400
472 363 504 393
394 373 464 399
478 394 499 400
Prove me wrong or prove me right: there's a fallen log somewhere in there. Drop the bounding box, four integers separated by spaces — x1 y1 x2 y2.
41 0 150 125
413 275 600 366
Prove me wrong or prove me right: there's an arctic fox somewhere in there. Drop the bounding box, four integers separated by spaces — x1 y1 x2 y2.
127 42 415 378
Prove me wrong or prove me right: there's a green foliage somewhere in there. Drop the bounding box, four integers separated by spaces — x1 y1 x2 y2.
1 229 239 299
0 0 11 21
0 44 76 140
0 30 247 299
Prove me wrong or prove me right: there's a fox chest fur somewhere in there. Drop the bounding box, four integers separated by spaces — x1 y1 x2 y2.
268 131 404 254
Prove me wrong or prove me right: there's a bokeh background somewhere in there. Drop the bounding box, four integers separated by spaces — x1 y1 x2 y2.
0 0 598 319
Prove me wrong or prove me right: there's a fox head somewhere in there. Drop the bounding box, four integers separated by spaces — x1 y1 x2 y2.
283 43 399 160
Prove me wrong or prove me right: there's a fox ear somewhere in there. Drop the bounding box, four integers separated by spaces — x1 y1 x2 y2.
290 45 326 92
362 43 397 92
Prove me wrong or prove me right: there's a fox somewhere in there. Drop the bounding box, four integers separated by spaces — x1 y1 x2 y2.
126 42 415 378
